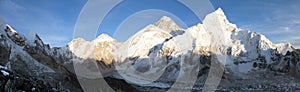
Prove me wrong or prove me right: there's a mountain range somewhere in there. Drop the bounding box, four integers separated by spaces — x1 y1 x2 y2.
1 8 300 91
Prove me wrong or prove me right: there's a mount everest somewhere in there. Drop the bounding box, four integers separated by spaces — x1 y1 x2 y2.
1 8 300 91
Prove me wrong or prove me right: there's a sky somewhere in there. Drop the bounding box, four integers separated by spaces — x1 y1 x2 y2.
0 0 300 48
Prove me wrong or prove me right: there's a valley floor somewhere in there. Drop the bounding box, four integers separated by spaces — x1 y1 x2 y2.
105 69 300 92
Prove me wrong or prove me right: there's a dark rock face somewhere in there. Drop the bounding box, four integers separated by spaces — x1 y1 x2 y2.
0 68 55 92
0 42 10 66
0 25 82 92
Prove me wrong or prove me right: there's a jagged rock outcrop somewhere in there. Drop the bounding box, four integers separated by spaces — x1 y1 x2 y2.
0 18 82 91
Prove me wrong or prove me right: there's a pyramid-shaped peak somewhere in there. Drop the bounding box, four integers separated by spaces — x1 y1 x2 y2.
159 16 172 21
155 16 177 25
204 8 226 20
98 34 112 38
154 16 182 33
215 8 225 15
202 8 237 33
204 8 227 19
94 34 116 42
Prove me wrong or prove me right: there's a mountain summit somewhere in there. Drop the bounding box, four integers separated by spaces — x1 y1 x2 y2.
154 16 182 32
154 16 184 36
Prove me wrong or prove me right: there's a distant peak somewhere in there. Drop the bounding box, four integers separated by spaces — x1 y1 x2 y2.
155 16 176 25
98 34 111 38
70 38 87 43
215 8 225 15
68 38 87 47
158 16 172 22
202 7 237 32
154 16 182 33
94 34 116 43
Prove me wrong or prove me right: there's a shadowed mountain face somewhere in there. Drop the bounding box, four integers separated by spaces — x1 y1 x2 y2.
1 8 300 91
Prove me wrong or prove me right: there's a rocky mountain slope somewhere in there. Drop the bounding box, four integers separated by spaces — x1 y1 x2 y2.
0 18 83 91
1 8 300 91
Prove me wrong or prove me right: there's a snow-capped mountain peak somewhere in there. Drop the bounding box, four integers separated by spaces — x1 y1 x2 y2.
155 16 175 26
154 16 183 34
93 34 116 43
215 8 225 16
67 34 118 65
203 8 237 33
118 24 172 58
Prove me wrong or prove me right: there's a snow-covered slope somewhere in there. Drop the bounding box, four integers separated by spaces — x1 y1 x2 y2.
68 34 118 65
115 25 172 59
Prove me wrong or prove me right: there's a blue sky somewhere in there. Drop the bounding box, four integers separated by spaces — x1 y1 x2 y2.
0 0 300 47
